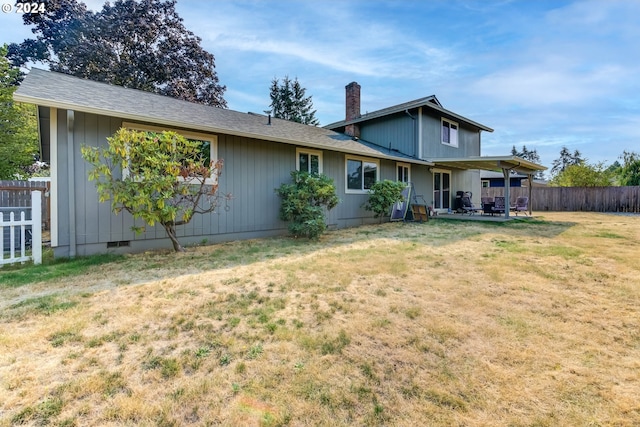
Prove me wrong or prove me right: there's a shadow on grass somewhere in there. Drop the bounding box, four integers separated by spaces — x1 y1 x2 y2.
0 217 576 294
0 253 126 289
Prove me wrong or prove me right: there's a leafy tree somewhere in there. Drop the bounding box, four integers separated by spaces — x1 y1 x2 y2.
363 180 406 223
618 151 640 186
269 76 319 126
550 146 584 177
275 171 339 239
549 162 613 187
81 128 230 252
9 0 227 107
511 145 544 179
0 45 39 179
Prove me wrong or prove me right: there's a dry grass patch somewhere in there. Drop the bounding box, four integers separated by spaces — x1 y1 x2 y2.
1 212 639 426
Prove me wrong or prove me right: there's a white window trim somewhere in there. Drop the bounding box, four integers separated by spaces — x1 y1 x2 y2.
441 118 459 148
296 147 323 174
345 155 380 194
397 162 411 183
122 122 218 184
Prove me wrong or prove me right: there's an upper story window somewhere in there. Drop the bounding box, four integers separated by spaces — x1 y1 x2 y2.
346 155 379 193
296 148 323 174
397 162 410 183
122 122 218 184
442 118 459 147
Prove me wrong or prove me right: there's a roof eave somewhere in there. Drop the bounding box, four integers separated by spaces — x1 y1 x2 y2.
324 99 493 133
15 93 434 167
430 156 546 173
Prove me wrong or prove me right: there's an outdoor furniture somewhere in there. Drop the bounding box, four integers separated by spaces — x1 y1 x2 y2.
460 196 481 215
510 197 529 216
492 196 506 215
481 197 494 215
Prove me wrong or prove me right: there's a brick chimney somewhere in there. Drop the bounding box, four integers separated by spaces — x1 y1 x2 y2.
345 82 361 138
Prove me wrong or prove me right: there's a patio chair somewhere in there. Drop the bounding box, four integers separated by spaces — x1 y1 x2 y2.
492 196 506 215
510 197 529 216
461 196 481 215
481 197 494 215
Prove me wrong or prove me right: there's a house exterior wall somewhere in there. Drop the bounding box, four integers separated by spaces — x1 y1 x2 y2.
452 170 481 203
359 113 418 159
50 109 419 256
357 108 483 209
419 112 481 159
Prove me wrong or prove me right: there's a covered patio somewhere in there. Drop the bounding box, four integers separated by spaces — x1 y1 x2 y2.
430 156 547 219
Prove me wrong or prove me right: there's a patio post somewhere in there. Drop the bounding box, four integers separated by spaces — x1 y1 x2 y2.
502 167 510 219
527 173 534 216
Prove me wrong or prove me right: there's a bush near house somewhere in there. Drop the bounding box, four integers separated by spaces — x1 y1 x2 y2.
363 180 406 222
275 171 339 239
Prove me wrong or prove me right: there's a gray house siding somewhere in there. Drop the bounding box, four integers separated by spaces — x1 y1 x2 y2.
419 112 481 160
359 114 418 159
354 108 482 210
51 109 413 256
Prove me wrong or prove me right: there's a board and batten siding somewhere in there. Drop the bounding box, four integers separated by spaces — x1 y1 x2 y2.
52 109 418 256
359 114 418 159
420 112 481 159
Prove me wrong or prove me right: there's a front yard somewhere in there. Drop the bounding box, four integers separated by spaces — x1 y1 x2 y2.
1 212 638 426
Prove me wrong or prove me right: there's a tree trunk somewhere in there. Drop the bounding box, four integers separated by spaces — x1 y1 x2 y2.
162 222 185 252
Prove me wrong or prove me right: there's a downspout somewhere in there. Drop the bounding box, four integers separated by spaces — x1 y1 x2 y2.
67 110 76 257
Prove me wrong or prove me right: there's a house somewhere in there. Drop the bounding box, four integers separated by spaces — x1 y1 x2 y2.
325 82 545 215
14 70 544 257
481 170 528 188
480 171 548 189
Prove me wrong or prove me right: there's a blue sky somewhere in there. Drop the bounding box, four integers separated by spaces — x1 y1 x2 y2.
2 0 639 172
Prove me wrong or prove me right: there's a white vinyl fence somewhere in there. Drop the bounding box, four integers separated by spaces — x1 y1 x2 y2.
0 191 42 266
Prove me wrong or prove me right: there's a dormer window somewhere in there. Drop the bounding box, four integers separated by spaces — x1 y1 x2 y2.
442 118 459 147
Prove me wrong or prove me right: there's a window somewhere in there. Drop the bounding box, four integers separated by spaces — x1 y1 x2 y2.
122 122 218 184
346 156 379 193
397 162 410 183
441 118 458 147
296 148 322 174
482 180 490 188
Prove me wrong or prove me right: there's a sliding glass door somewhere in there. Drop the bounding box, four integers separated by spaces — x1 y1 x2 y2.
433 171 451 210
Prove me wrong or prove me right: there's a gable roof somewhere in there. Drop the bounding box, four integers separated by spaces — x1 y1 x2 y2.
324 95 493 133
14 68 434 166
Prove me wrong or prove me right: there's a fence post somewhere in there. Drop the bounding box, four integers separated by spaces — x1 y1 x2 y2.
32 191 42 265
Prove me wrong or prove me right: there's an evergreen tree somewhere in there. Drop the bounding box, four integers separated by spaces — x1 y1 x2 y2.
550 146 584 177
9 0 226 107
511 144 544 179
269 76 319 126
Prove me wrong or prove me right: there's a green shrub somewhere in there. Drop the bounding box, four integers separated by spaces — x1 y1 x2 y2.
363 180 406 222
276 171 339 239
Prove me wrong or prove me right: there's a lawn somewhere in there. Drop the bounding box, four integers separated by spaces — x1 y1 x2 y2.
0 212 638 426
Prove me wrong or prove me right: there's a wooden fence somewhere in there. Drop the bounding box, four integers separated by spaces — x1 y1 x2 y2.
0 180 51 230
482 186 640 213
